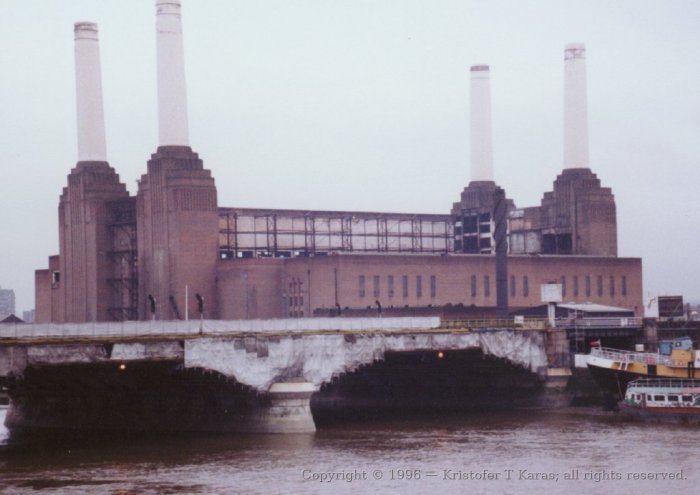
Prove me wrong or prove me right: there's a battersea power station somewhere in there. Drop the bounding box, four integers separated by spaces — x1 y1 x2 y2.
35 1 642 323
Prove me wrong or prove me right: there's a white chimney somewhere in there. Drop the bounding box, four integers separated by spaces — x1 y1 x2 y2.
156 0 189 146
470 65 494 182
74 22 107 162
563 43 589 169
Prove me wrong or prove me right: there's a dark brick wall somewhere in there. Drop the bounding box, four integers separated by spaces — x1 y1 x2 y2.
58 162 129 322
217 254 643 319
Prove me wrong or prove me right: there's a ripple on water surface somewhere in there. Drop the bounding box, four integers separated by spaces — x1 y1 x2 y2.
0 408 696 495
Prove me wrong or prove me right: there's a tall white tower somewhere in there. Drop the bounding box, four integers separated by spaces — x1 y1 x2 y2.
74 22 107 162
563 43 589 169
138 0 219 321
156 0 190 146
470 65 494 182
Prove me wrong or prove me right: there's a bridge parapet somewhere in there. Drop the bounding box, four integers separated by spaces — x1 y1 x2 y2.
0 317 440 343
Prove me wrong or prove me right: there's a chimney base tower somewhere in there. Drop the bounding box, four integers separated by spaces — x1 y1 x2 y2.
136 146 219 320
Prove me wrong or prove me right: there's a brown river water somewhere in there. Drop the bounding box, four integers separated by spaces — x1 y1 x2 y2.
0 407 695 494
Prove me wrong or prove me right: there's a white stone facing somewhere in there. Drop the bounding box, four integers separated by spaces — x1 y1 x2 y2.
27 345 107 365
12 342 183 367
110 342 183 361
185 330 548 392
269 381 317 393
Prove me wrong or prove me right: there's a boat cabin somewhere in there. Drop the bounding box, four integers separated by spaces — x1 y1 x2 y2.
624 379 700 408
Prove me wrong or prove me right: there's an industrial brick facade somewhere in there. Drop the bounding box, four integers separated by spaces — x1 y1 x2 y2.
216 254 643 320
36 162 639 322
34 147 637 322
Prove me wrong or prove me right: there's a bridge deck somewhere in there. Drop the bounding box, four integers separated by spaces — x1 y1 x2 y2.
0 317 551 346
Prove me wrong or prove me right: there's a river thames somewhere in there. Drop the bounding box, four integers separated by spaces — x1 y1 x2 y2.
0 407 695 494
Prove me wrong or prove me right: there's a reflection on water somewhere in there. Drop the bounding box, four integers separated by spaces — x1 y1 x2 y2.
0 407 697 494
0 409 7 445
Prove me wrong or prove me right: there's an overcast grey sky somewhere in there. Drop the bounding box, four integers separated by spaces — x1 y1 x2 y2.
1 0 699 314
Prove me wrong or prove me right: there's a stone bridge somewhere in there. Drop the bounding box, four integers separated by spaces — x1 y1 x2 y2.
0 317 562 434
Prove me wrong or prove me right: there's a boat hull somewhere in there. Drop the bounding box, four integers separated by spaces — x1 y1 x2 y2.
619 402 700 424
587 350 700 399
587 362 644 398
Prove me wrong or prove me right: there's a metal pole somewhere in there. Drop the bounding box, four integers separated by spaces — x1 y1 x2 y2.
494 187 509 318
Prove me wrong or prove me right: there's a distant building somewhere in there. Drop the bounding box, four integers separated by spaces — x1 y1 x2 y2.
0 314 23 324
658 296 685 321
0 287 16 319
22 309 35 323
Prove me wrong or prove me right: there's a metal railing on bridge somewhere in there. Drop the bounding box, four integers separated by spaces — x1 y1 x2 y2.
439 319 547 331
555 317 642 329
627 378 700 390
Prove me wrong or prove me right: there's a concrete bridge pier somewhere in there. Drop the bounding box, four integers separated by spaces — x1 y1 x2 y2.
541 327 574 407
250 380 317 434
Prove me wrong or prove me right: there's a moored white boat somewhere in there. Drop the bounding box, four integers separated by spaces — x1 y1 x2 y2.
620 378 700 423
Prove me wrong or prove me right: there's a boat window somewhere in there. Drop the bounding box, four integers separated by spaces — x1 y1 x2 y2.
647 394 652 400
682 395 693 402
653 395 665 402
667 395 679 402
636 394 641 401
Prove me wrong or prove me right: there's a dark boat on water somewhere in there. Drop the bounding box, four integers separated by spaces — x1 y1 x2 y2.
587 337 700 398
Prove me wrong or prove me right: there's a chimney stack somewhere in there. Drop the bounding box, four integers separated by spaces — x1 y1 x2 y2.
563 43 589 169
74 22 107 162
469 65 494 182
156 0 189 147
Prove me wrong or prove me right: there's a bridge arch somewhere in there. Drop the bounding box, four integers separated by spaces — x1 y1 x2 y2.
184 329 548 392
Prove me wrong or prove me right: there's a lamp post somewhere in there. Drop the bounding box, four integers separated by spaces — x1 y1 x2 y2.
195 293 204 334
147 294 156 321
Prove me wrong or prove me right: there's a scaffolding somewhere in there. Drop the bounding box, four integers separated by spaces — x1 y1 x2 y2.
107 199 138 321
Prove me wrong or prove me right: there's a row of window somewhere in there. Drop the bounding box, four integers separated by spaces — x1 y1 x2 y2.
288 279 305 317
359 275 437 299
481 274 627 299
359 274 630 300
631 393 694 403
558 275 627 298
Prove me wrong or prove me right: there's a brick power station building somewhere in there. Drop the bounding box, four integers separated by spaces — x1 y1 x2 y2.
35 2 642 323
